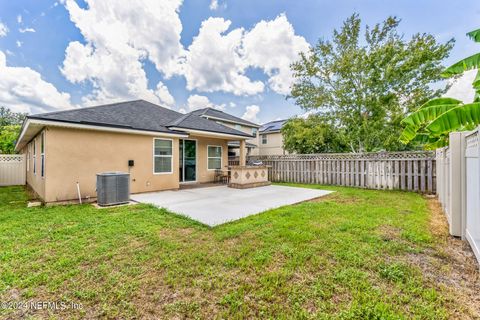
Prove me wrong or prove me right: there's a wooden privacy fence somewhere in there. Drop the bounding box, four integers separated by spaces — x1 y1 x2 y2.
249 151 436 193
0 154 26 186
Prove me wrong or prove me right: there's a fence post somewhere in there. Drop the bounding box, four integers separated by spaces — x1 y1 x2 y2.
448 132 466 237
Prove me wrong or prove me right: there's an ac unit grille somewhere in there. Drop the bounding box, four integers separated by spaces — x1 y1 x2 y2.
96 172 130 206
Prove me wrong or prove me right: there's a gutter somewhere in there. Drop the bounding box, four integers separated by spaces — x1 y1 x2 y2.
15 118 189 151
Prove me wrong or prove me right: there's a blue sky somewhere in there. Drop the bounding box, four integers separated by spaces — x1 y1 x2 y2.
0 0 479 124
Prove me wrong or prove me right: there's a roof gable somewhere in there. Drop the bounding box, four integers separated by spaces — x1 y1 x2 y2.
190 108 260 127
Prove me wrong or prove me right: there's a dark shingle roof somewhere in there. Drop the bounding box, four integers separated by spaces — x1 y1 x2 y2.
167 112 252 137
259 119 287 133
189 108 260 127
28 100 252 138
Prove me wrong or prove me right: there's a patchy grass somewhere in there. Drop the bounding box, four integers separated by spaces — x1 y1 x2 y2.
0 184 478 319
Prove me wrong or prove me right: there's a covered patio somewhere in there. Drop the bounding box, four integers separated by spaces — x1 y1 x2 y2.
131 184 332 226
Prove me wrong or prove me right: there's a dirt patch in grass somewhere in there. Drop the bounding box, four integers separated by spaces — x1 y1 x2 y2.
378 225 402 242
404 198 480 319
308 192 362 204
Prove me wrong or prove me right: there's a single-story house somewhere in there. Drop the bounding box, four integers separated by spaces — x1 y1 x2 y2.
14 100 252 203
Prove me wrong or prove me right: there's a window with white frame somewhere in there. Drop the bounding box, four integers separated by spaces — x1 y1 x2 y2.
154 139 172 173
261 134 267 144
26 144 30 172
252 128 257 137
207 145 222 170
33 139 36 175
235 124 242 130
40 132 45 177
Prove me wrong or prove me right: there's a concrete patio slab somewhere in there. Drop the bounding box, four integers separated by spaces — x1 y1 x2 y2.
131 185 333 226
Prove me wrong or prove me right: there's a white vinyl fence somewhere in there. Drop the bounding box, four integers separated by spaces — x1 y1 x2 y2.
0 154 26 186
436 129 480 265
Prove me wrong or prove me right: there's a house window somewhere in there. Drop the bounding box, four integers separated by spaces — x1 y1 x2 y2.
154 139 173 174
252 128 257 137
207 145 222 170
26 144 30 172
261 134 267 144
33 139 36 175
40 132 45 177
235 124 242 130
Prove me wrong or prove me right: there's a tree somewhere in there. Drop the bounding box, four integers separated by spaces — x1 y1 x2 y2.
0 106 27 127
282 115 347 154
0 125 21 154
290 14 454 153
399 29 480 149
0 106 27 154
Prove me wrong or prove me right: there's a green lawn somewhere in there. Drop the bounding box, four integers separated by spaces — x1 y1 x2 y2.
0 184 476 319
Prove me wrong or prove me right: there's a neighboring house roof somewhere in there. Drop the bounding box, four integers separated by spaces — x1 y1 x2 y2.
189 108 260 128
16 100 253 151
259 119 288 134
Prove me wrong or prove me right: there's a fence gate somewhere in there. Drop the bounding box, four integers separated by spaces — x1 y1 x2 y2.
0 154 26 186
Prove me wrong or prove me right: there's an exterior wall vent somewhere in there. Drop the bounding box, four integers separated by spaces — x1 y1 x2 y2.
96 172 130 206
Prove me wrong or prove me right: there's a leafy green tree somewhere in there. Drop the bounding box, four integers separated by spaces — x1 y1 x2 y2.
0 106 27 154
290 14 454 152
0 106 27 126
400 29 480 149
282 115 347 154
0 125 21 154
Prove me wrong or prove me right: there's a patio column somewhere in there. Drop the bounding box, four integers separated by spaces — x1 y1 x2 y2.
239 139 246 166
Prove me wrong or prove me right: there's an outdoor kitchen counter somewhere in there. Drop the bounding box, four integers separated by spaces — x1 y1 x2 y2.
228 165 271 189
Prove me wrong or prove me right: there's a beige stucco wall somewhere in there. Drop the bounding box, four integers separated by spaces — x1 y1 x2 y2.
258 132 287 156
189 135 228 183
22 130 46 200
21 127 231 202
43 127 181 202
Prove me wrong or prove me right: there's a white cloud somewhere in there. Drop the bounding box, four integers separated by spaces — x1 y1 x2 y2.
242 14 310 95
17 15 22 24
183 17 264 96
19 27 35 33
0 22 8 37
182 14 309 96
209 0 218 10
242 104 260 123
61 0 183 106
0 51 74 114
185 94 225 112
16 41 22 47
446 69 477 103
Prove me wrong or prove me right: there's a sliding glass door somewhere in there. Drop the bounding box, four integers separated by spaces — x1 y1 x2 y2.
179 139 196 182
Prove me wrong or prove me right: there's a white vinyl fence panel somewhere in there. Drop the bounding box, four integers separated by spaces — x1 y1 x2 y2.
436 128 480 266
465 130 480 263
0 154 26 186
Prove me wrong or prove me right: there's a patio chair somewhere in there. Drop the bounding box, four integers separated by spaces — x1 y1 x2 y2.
214 169 228 184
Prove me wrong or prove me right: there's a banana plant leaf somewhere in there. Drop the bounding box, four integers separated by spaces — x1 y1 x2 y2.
399 125 418 144
467 28 480 43
401 103 461 127
424 137 448 150
417 97 462 110
426 103 480 134
442 53 480 77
